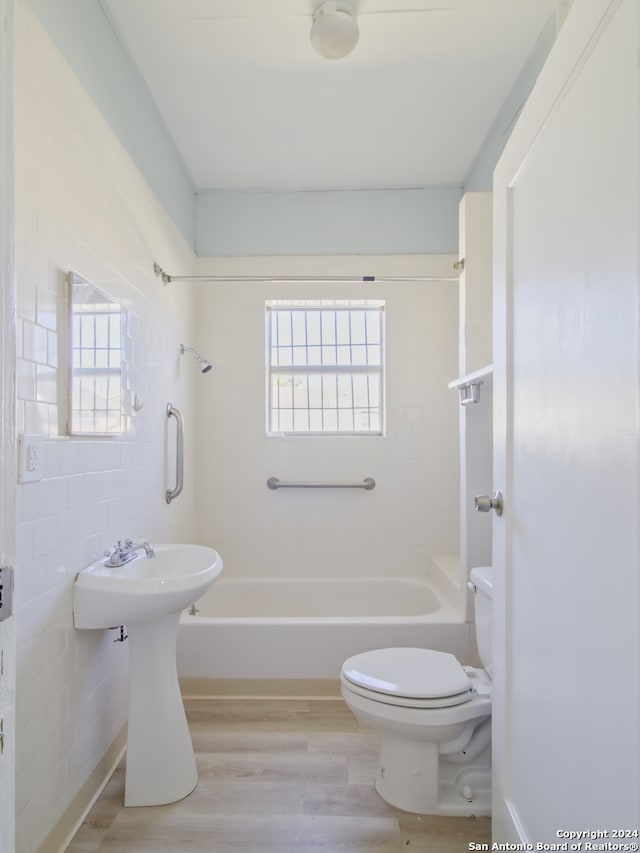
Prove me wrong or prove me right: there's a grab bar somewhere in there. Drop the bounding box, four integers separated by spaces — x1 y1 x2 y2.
267 477 375 491
166 404 184 504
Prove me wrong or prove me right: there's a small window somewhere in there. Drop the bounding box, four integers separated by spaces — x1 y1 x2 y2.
266 300 385 435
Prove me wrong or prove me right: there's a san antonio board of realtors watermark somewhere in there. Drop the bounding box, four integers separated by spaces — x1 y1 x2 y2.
469 831 639 853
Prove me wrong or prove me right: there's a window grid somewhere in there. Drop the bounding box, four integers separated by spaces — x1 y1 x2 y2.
267 302 384 436
71 308 122 434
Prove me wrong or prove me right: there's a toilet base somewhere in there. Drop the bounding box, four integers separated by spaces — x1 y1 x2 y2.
375 733 491 816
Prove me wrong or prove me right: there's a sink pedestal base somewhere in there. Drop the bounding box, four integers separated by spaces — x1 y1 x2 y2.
124 611 197 806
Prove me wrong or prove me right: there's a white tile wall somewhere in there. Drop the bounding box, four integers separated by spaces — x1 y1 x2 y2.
191 267 461 583
15 5 197 851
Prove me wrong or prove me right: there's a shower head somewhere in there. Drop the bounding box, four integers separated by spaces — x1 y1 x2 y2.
180 344 213 374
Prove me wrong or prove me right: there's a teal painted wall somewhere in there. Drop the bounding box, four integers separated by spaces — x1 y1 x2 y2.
27 1 555 256
28 0 196 247
464 14 556 190
195 187 462 256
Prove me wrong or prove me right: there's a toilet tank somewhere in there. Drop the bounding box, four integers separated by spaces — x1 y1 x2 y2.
469 566 493 677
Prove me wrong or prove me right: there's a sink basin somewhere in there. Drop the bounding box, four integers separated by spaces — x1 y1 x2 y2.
72 542 223 807
73 543 222 628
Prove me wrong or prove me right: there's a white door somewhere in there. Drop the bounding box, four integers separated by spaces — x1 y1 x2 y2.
493 0 639 842
0 0 16 850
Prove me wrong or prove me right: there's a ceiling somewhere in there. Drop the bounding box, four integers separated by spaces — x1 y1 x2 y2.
102 0 556 193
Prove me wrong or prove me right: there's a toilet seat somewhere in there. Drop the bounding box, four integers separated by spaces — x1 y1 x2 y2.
341 648 474 709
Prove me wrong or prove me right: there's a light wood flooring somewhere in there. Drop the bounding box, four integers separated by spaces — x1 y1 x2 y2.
65 698 491 852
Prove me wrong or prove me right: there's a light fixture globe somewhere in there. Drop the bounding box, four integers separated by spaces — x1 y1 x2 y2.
310 0 359 60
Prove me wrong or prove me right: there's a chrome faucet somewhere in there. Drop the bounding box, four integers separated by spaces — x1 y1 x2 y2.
104 539 155 567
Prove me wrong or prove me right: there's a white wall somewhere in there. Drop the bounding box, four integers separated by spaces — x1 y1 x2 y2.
190 255 460 585
14 4 198 851
458 193 493 613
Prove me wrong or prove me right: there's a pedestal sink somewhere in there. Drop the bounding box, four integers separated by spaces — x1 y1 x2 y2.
73 543 223 806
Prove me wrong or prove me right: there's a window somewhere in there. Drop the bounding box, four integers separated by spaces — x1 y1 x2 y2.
69 283 123 436
266 300 385 435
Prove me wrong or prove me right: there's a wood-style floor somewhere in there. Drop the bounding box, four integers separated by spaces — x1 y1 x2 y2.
65 698 491 852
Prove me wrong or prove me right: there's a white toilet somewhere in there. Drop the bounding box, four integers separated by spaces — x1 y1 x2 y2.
340 566 493 816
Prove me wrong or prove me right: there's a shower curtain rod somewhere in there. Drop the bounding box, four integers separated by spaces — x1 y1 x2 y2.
153 263 458 285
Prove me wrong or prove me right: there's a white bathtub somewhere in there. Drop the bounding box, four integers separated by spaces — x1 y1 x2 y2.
177 576 471 689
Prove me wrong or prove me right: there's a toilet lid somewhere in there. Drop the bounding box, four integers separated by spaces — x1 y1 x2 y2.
342 648 472 700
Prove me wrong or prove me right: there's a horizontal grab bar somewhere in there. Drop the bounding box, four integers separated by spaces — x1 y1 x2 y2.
267 477 375 491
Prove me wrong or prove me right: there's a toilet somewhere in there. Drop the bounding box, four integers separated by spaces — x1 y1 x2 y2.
340 566 493 816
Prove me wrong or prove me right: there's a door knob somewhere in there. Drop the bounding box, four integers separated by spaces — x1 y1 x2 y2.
474 491 503 516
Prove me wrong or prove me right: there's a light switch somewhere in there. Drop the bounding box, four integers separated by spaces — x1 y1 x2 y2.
18 434 44 483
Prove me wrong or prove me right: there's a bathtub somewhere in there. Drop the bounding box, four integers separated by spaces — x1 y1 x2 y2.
177 575 471 693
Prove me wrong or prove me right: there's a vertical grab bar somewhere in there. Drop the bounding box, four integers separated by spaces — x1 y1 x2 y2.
166 403 184 504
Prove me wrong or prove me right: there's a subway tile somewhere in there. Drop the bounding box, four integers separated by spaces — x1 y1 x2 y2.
94 441 122 472
56 439 80 477
36 284 57 331
33 513 58 557
18 481 47 523
36 363 57 404
16 357 36 401
15 520 35 562
22 319 48 365
17 278 37 324
23 399 51 436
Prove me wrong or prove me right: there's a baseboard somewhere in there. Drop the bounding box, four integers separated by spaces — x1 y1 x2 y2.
38 724 127 853
180 677 342 699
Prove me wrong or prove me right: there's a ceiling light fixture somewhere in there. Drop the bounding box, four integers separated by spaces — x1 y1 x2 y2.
310 0 359 60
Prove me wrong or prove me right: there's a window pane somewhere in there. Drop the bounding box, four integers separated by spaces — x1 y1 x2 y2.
358 407 380 431
308 345 322 366
338 408 354 431
321 345 336 366
350 311 365 343
322 374 338 409
267 303 384 435
366 311 381 344
323 409 338 431
293 409 310 431
336 312 349 345
352 345 367 365
309 409 324 431
337 374 353 409
321 312 335 344
95 317 109 348
109 315 121 350
352 374 370 408
368 377 380 407
292 346 307 366
336 345 351 366
278 409 293 432
277 377 293 409
95 349 109 369
308 375 322 408
367 344 380 364
306 311 321 344
293 376 309 408
278 312 292 346
292 312 306 346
